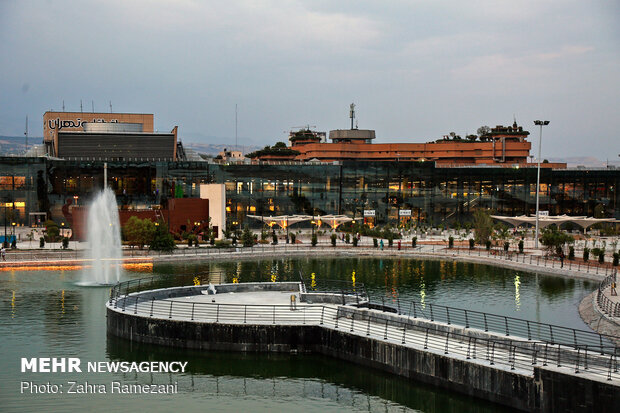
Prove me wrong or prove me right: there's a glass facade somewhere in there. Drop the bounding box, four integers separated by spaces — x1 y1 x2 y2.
0 157 617 228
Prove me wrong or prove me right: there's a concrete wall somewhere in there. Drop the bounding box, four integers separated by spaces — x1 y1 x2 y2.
200 183 225 238
106 308 618 412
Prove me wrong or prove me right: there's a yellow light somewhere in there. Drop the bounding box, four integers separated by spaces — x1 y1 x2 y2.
226 206 231 212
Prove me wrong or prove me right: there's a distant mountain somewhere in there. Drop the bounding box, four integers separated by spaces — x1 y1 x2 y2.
0 135 42 155
547 157 620 168
183 142 261 156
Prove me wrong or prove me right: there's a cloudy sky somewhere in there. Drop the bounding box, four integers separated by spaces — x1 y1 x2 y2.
1 0 618 159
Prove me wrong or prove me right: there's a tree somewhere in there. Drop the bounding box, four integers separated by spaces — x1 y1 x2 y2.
44 220 60 243
123 216 155 249
150 221 175 252
477 126 490 137
473 210 493 245
241 226 254 247
540 227 574 256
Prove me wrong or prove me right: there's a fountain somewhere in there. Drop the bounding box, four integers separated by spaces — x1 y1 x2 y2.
82 187 122 285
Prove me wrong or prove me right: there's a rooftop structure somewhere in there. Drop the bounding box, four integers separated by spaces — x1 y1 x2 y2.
43 111 184 161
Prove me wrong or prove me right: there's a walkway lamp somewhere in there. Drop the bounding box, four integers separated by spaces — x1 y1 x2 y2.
533 120 549 249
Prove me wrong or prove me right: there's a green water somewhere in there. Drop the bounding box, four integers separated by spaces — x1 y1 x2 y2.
0 257 596 412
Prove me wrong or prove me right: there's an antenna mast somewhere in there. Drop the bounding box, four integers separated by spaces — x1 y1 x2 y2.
235 104 238 151
109 101 113 113
349 103 356 130
80 100 83 113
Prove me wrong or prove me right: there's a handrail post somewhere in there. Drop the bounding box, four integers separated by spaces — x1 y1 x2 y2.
483 313 488 332
320 306 324 325
216 304 220 323
464 309 469 328
446 307 451 325
527 320 531 340
168 301 173 319
384 319 388 339
505 317 510 336
150 297 154 317
191 303 195 321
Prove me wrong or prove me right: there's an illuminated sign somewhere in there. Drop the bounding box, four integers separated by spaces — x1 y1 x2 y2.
399 209 412 216
363 210 375 217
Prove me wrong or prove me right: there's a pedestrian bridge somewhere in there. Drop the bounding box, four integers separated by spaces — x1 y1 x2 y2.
106 277 619 412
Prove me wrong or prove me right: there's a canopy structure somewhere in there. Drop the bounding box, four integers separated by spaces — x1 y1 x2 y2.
246 214 312 228
491 214 615 230
246 214 354 229
316 214 353 229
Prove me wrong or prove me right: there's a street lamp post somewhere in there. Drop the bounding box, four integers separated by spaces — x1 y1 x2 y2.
533 120 549 249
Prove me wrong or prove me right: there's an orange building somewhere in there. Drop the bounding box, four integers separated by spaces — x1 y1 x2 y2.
252 122 565 168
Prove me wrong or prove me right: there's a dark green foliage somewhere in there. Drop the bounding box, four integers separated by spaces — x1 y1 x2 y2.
242 227 254 247
504 241 510 252
272 234 278 245
469 238 475 250
150 221 175 252
598 252 605 264
613 252 619 267
518 240 524 253
11 238 17 249
540 227 574 256
311 233 317 247
583 247 590 262
345 233 350 244
290 233 296 244
44 220 59 242
39 237 45 248
123 216 156 249
373 238 378 248
448 236 454 249
568 246 575 260
331 233 337 247
485 240 491 250
352 237 358 247
412 237 417 248
62 237 69 249
473 210 493 245
388 236 393 247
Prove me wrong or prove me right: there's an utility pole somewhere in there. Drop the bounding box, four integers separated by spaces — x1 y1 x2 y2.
533 120 549 249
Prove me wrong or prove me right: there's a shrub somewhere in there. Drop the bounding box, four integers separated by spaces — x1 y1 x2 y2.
290 233 296 244
613 252 619 267
504 241 510 252
518 240 524 253
598 251 605 264
485 240 491 250
210 235 215 245
568 246 575 260
583 247 590 262
39 237 45 248
62 237 69 249
241 227 254 247
345 233 350 244
373 238 378 248
469 238 475 250
214 239 232 248
272 234 278 245
412 237 417 248
187 237 193 247
311 233 317 247
448 236 454 249
388 235 393 247
331 233 337 247
352 237 358 247
11 238 17 249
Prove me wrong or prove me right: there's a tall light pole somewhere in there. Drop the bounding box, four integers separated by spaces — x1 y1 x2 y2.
534 120 549 249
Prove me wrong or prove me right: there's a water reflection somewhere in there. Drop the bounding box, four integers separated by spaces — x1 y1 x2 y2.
106 337 515 413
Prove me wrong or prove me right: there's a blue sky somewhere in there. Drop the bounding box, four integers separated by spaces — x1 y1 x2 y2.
1 0 618 159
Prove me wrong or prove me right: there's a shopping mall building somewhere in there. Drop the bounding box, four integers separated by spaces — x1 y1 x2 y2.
0 111 618 236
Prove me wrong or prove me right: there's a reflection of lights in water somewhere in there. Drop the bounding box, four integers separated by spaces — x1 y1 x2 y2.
11 290 15 318
270 263 278 283
0 261 153 272
310 272 316 290
514 275 521 311
61 290 65 315
351 271 356 288
420 277 426 309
